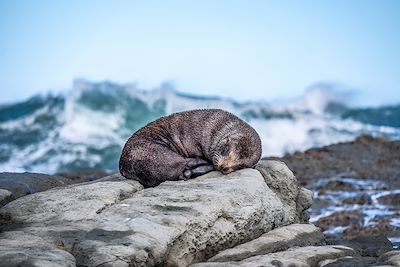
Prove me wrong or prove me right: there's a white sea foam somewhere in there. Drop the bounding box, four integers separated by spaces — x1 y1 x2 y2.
249 115 369 156
0 79 399 173
59 105 124 147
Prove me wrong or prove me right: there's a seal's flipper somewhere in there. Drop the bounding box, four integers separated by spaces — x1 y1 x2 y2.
183 169 192 179
186 158 210 168
189 165 214 178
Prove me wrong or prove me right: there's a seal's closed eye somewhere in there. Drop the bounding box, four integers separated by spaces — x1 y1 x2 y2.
221 144 230 156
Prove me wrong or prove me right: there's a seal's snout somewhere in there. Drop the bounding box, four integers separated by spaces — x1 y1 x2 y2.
220 166 234 175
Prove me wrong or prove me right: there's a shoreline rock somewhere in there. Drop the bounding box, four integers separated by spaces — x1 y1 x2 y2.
267 135 400 251
0 160 316 266
1 159 394 266
0 172 108 207
192 245 356 267
1 136 400 266
208 223 324 262
266 135 400 187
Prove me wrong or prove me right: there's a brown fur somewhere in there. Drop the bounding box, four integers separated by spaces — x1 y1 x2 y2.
119 109 262 187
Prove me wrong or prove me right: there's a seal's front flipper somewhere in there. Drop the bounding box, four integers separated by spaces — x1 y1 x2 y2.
186 158 209 168
190 165 214 178
180 164 214 180
183 169 192 180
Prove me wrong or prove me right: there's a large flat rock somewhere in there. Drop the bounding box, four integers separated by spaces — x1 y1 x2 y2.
209 224 324 262
0 172 107 207
0 231 76 267
0 160 312 267
192 245 356 267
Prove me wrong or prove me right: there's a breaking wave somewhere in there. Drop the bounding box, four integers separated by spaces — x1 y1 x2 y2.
1 80 399 173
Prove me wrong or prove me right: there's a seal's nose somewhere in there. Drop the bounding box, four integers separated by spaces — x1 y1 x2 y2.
221 166 233 174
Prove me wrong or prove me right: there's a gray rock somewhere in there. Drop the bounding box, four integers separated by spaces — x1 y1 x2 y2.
0 161 312 267
256 160 312 223
0 172 107 207
332 235 393 257
297 187 313 222
380 251 400 266
209 223 324 262
0 188 12 206
0 231 76 267
192 245 356 267
319 256 382 267
0 177 143 225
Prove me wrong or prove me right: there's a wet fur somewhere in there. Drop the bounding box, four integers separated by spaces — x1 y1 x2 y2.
119 109 262 187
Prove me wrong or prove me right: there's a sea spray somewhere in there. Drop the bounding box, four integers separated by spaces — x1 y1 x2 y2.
0 79 399 173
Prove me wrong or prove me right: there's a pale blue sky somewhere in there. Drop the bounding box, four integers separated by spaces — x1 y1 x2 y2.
1 0 399 105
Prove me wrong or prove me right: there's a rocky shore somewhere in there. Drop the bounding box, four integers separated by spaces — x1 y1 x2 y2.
1 135 400 266
0 172 108 207
267 135 400 186
0 160 315 266
267 135 400 258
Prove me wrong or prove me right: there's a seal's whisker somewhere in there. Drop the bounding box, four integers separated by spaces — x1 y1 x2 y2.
213 152 223 167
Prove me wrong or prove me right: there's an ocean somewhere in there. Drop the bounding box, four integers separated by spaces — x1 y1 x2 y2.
1 79 399 174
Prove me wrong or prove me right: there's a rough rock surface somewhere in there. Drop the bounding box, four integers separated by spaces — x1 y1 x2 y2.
209 223 324 262
0 188 12 207
318 256 382 267
267 135 400 186
0 160 312 267
256 160 312 223
381 251 400 267
0 172 107 207
192 245 356 267
0 231 76 267
267 135 400 250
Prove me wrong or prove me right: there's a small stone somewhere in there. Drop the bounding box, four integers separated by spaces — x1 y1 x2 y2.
314 210 361 231
342 193 372 205
377 192 400 206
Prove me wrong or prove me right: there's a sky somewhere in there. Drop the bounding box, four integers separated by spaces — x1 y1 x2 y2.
0 0 400 105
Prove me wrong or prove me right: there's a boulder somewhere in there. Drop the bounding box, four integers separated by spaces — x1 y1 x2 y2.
0 160 312 266
256 160 312 223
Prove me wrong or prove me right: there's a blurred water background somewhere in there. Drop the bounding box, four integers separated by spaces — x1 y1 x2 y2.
0 79 399 174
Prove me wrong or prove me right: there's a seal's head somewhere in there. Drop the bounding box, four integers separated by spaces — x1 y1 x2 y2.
212 126 262 174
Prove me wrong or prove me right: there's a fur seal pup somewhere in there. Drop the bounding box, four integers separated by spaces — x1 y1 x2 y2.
119 109 262 188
